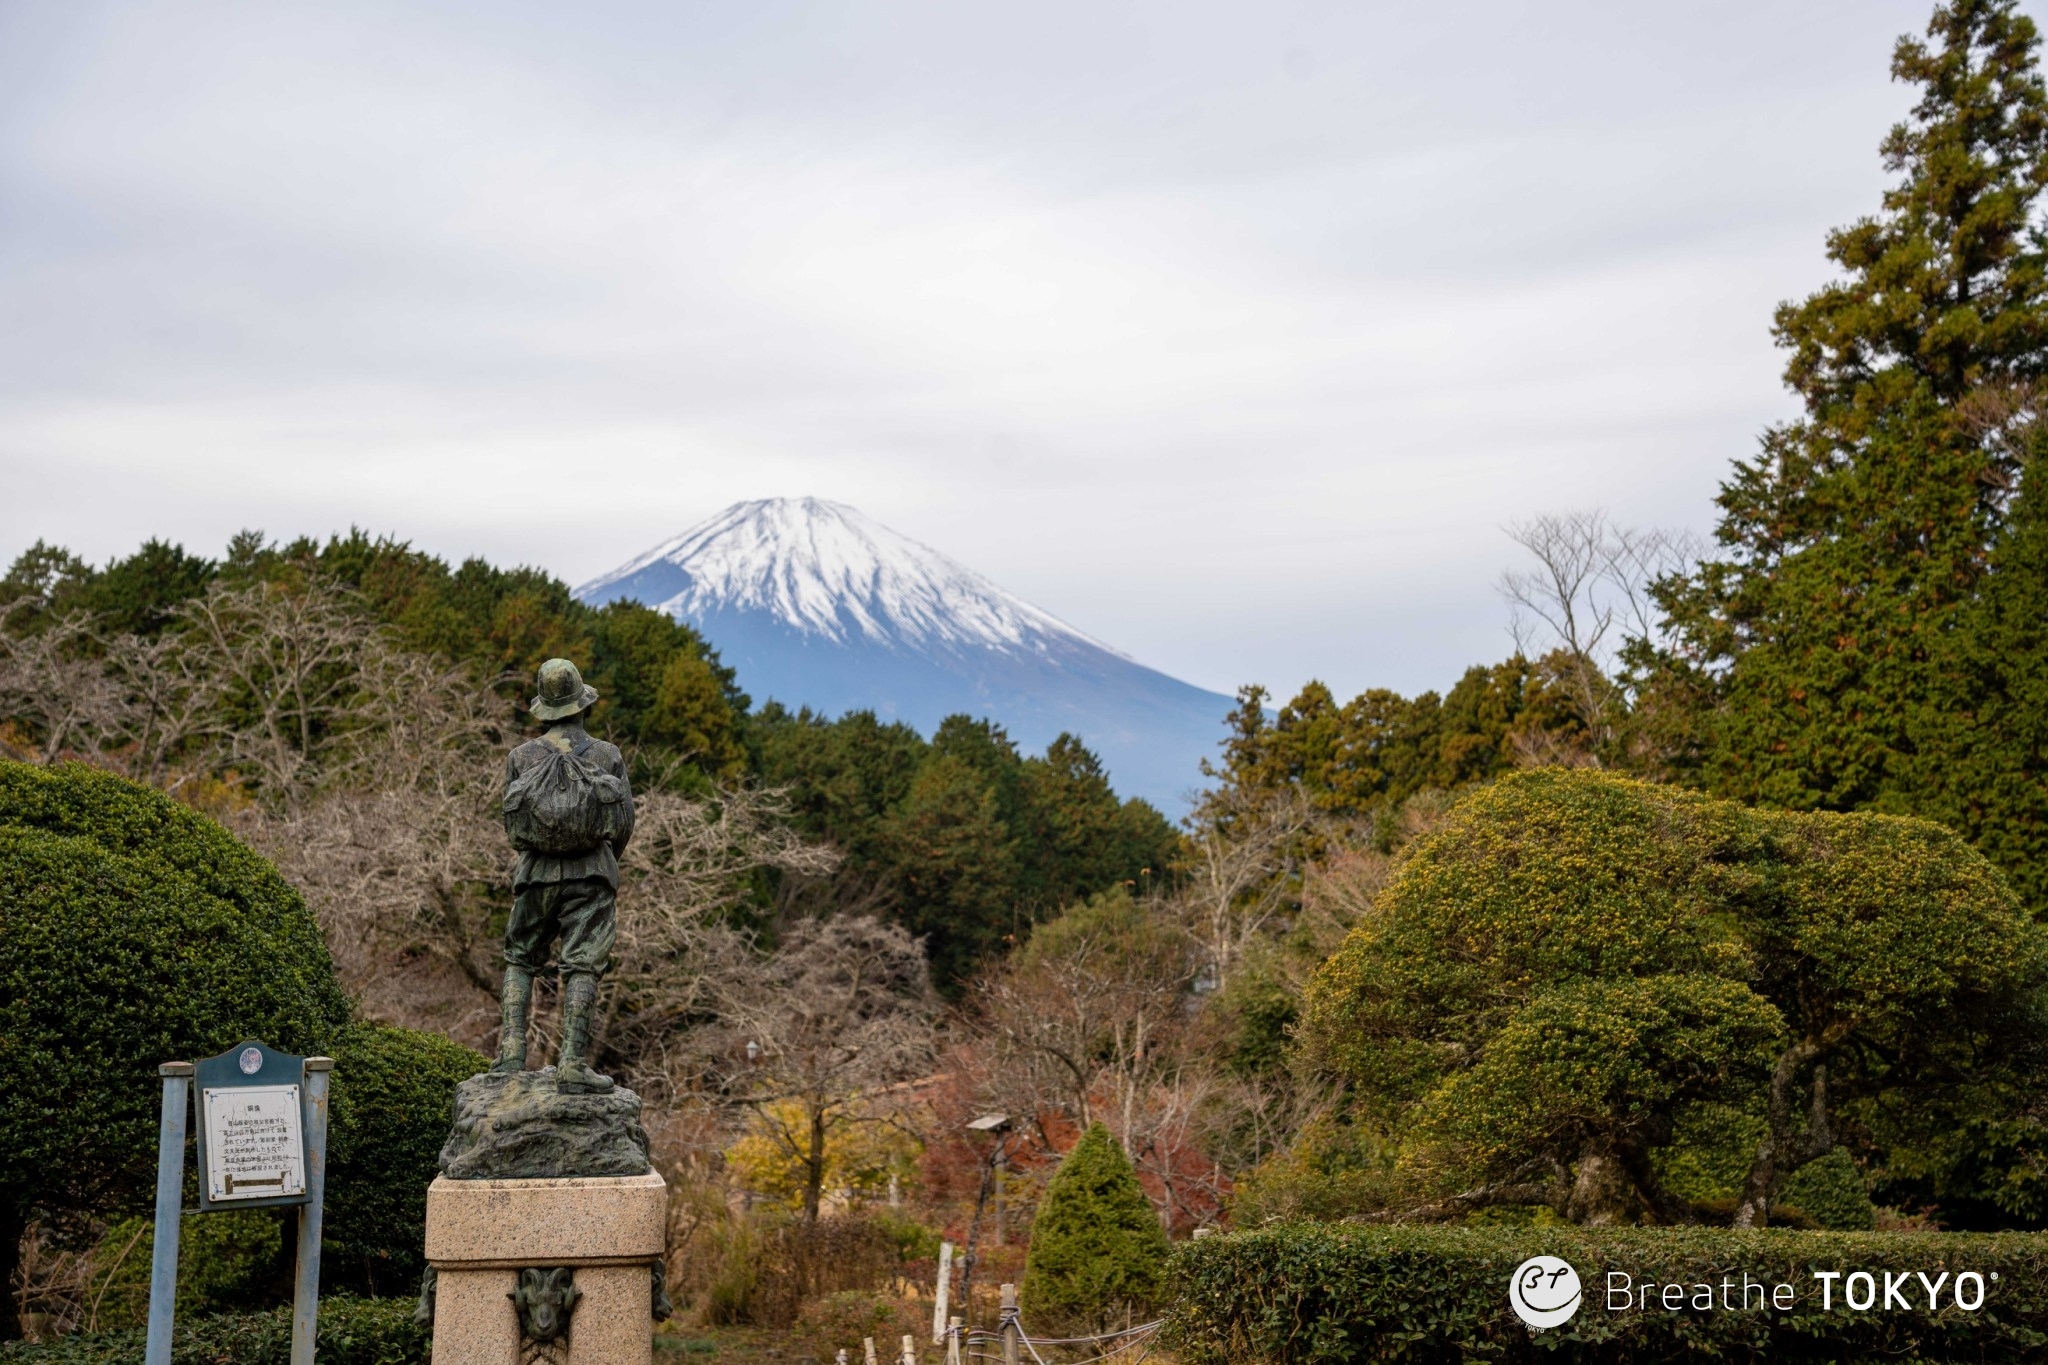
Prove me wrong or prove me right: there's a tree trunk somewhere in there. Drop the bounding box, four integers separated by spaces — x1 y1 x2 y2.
1734 1041 1839 1229
803 1106 827 1225
1564 1151 1633 1226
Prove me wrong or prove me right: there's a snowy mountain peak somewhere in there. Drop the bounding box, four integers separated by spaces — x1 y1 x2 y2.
578 498 1120 658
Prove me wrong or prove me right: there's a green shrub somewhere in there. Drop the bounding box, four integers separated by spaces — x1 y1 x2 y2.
871 1210 943 1264
1166 1224 2048 1364
1229 1115 1396 1225
0 1295 427 1365
1780 1148 1878 1232
87 1210 287 1329
1294 768 2048 1228
324 1023 485 1297
1021 1123 1169 1332
696 1216 759 1327
0 761 351 1334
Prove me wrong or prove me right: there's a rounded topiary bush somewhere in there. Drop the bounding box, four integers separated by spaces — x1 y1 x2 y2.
323 1023 485 1296
1021 1123 1169 1332
0 760 351 1333
1780 1146 1878 1231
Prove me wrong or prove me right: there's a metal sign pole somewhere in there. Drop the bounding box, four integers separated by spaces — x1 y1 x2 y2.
289 1057 334 1365
144 1062 194 1365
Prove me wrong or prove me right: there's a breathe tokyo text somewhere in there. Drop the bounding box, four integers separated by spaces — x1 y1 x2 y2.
1604 1271 1992 1313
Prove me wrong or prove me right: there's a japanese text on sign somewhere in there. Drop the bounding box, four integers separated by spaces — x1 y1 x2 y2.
202 1084 306 1202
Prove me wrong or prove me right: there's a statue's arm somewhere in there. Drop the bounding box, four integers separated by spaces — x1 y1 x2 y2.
502 749 528 848
610 750 636 853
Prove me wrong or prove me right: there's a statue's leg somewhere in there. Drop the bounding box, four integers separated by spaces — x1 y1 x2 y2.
492 964 534 1073
555 878 617 1093
556 971 614 1093
496 880 553 1074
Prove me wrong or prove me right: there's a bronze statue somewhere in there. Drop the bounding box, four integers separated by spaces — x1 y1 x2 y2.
496 658 635 1094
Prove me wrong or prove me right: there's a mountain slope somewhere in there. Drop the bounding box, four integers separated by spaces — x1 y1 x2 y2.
575 499 1232 809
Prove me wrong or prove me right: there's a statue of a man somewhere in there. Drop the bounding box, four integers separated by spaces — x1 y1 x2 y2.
496 657 636 1093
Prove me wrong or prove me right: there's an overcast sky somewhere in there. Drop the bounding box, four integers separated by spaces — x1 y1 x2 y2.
0 0 1961 700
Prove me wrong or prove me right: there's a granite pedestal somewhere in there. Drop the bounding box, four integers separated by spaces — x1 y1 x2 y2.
423 1171 667 1365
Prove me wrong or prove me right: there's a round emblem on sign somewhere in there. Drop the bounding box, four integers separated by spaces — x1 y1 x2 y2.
1508 1255 1582 1329
238 1047 263 1075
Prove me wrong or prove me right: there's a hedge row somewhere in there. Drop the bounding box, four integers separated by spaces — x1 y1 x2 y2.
1165 1224 2048 1363
0 1296 426 1365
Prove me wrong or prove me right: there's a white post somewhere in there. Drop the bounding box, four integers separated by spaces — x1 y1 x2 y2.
932 1240 953 1343
865 1337 878 1365
902 1334 917 1365
945 1317 962 1365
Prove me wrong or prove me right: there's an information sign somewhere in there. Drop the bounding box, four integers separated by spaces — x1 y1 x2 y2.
147 1042 334 1365
201 1084 307 1202
192 1039 313 1213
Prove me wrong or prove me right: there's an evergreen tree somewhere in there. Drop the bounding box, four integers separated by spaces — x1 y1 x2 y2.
1020 1123 1170 1332
1019 734 1178 909
882 751 1023 986
1916 454 2048 910
1643 0 2048 827
1203 659 1578 838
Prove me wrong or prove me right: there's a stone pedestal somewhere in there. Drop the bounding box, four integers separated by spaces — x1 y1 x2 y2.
424 1172 667 1365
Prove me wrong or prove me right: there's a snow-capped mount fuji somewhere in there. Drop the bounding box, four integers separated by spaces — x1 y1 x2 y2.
575 498 1234 809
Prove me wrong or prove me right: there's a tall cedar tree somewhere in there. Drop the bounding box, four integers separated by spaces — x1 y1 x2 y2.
1918 463 2048 911
1642 1 2048 856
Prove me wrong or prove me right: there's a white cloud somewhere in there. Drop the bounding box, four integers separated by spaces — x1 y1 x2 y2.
0 0 1947 698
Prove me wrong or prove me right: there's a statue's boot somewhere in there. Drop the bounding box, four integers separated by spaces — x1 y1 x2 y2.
556 972 615 1093
491 966 533 1074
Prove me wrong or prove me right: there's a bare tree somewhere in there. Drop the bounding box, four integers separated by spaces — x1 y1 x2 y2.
0 606 133 763
1172 783 1319 995
600 788 840 1082
704 917 937 1223
974 900 1190 1139
1497 510 1702 755
166 578 390 807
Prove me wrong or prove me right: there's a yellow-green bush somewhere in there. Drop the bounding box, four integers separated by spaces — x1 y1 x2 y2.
1293 769 2048 1227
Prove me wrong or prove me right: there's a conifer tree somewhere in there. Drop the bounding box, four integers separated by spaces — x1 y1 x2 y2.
1642 0 2048 822
1020 1123 1169 1332
1916 452 2048 911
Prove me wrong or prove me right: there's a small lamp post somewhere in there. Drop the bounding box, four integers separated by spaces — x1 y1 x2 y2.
959 1114 1013 1332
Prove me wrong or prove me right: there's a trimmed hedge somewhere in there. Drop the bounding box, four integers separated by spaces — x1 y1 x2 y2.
0 1295 427 1365
1780 1149 1877 1233
0 760 351 1317
1165 1224 2048 1363
324 1024 486 1297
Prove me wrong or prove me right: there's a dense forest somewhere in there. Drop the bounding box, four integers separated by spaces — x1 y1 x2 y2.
0 529 1176 991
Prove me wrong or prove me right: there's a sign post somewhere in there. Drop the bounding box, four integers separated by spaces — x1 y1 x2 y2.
290 1058 333 1365
144 1043 334 1365
144 1063 193 1365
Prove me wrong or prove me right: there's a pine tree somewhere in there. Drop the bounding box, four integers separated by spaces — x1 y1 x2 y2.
1020 1123 1170 1332
1643 0 2048 818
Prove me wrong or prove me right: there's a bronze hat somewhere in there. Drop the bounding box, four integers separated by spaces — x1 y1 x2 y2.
530 658 599 721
